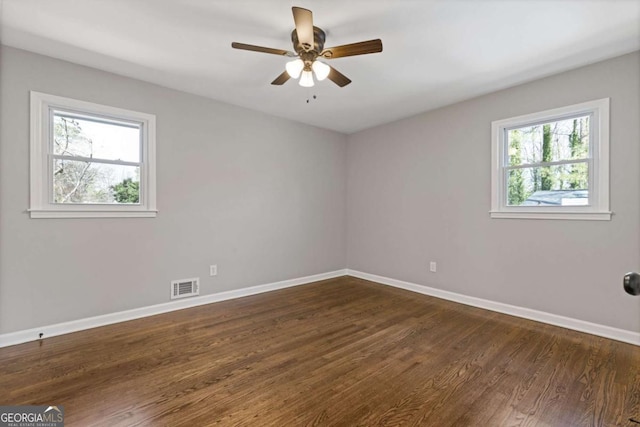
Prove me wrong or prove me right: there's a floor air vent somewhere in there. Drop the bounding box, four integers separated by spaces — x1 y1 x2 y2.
171 277 199 300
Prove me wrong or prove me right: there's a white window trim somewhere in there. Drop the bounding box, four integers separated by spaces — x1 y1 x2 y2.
490 98 611 221
29 92 157 219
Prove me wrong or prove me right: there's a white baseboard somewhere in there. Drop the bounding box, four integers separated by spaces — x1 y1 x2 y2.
347 269 640 346
0 269 348 348
4 268 637 349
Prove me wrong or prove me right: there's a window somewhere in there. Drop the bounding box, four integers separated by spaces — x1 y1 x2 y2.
491 98 610 220
30 92 156 218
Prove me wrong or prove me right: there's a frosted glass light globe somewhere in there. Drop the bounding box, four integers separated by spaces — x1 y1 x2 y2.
299 70 314 87
285 59 304 79
312 61 330 81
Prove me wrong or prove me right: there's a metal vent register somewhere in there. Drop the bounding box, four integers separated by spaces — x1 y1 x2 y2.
171 278 199 300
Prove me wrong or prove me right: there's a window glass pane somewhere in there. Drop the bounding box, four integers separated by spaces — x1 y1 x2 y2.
53 112 141 163
507 163 589 206
507 115 589 166
53 159 140 204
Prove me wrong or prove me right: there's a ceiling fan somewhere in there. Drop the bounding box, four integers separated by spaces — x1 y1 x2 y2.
231 6 383 88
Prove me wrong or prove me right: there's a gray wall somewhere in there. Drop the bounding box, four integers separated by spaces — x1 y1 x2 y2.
2 45 638 336
0 46 347 334
347 52 640 332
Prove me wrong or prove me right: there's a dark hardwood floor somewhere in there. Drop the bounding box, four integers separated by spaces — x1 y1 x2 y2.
0 276 638 426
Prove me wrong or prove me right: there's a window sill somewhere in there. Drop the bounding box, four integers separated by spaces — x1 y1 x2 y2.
29 209 158 219
490 211 611 221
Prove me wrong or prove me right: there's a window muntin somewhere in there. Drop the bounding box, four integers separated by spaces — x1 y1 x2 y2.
30 92 156 218
491 98 610 220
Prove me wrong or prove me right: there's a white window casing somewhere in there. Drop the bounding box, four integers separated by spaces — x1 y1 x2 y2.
490 98 611 221
29 91 157 218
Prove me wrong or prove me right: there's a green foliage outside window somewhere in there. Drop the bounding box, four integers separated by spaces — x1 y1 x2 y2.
111 178 140 204
506 116 589 206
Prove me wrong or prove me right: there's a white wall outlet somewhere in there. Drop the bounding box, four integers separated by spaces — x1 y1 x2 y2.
209 264 218 276
429 261 437 273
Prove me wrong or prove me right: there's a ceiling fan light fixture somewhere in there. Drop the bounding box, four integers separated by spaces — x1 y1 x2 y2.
232 7 382 88
311 60 330 81
285 58 304 78
299 70 314 87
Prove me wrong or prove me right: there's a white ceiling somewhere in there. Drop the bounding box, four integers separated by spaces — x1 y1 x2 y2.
1 0 639 134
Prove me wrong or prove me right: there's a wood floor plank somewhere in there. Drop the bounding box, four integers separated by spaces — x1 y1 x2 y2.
0 276 638 426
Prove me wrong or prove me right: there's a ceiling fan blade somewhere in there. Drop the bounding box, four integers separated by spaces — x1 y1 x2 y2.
327 66 351 87
271 71 291 85
320 39 383 59
231 42 295 57
292 7 314 51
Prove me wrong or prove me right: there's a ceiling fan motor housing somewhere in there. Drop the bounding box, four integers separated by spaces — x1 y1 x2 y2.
291 26 326 54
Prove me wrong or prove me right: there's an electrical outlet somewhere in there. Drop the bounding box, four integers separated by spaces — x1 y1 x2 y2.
210 265 218 276
429 261 437 273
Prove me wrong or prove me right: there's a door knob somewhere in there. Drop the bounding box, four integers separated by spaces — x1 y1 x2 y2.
623 272 640 295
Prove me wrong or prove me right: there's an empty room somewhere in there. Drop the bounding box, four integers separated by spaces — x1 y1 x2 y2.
1 1 639 426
